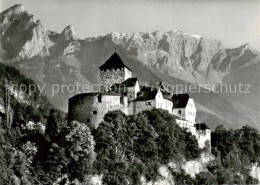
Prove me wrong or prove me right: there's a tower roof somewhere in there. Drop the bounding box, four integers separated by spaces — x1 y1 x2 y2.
121 78 138 87
99 52 131 71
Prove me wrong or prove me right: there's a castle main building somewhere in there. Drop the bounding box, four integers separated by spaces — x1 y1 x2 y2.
68 52 211 149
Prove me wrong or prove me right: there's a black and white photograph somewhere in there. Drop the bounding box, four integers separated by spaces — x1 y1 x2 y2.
0 0 260 184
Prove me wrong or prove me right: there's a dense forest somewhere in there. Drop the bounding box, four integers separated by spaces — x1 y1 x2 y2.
0 63 259 184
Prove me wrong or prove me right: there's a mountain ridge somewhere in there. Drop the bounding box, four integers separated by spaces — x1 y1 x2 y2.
0 4 259 130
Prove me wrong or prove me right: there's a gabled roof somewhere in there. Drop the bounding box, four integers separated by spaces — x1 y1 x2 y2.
135 86 158 101
140 86 155 92
135 90 158 101
195 123 210 130
171 93 190 108
99 52 131 70
161 91 172 101
122 78 138 87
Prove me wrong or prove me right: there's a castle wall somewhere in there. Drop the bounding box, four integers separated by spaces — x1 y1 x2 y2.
128 101 135 115
135 100 156 114
176 119 194 129
175 119 211 149
185 99 196 123
69 94 128 129
124 68 132 80
172 108 186 119
196 129 211 149
126 82 140 101
100 67 132 89
100 68 125 89
101 95 121 104
156 91 173 114
68 95 96 128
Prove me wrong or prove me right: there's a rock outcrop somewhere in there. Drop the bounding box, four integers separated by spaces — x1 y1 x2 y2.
60 25 76 41
0 4 52 60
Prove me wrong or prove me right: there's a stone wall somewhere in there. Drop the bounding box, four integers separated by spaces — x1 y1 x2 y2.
128 101 135 115
175 118 211 149
135 100 156 114
68 94 128 129
126 88 136 101
196 129 211 149
172 108 186 119
126 82 140 101
100 67 132 89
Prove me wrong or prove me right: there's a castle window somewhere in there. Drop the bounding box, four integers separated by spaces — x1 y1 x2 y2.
178 110 182 116
120 96 124 104
86 119 90 122
98 95 101 102
93 111 97 115
146 102 152 105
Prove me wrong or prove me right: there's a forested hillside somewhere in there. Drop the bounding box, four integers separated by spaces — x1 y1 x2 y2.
0 63 259 184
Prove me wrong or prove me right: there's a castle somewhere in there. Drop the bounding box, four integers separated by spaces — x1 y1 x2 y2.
68 52 211 149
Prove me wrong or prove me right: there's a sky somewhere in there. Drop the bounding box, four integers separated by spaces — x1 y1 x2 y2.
1 0 260 50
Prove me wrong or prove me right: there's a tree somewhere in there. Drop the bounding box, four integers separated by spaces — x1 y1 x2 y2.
43 143 69 183
216 168 233 184
184 132 201 159
195 171 217 185
0 126 14 184
58 121 96 181
45 109 59 139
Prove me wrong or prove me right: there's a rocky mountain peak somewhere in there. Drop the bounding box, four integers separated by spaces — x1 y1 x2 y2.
61 25 76 41
0 6 52 60
0 4 26 34
1 4 24 17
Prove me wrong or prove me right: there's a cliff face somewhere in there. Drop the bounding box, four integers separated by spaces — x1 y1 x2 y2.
103 31 223 84
1 4 260 130
0 5 52 60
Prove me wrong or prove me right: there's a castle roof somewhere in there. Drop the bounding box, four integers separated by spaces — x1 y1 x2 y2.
121 78 138 87
135 87 158 101
171 93 190 108
195 123 210 130
99 52 131 71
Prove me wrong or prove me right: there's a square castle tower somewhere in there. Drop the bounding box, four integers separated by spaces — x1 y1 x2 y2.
99 52 132 90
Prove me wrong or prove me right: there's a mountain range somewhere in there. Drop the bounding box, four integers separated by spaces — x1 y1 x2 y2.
0 4 259 130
